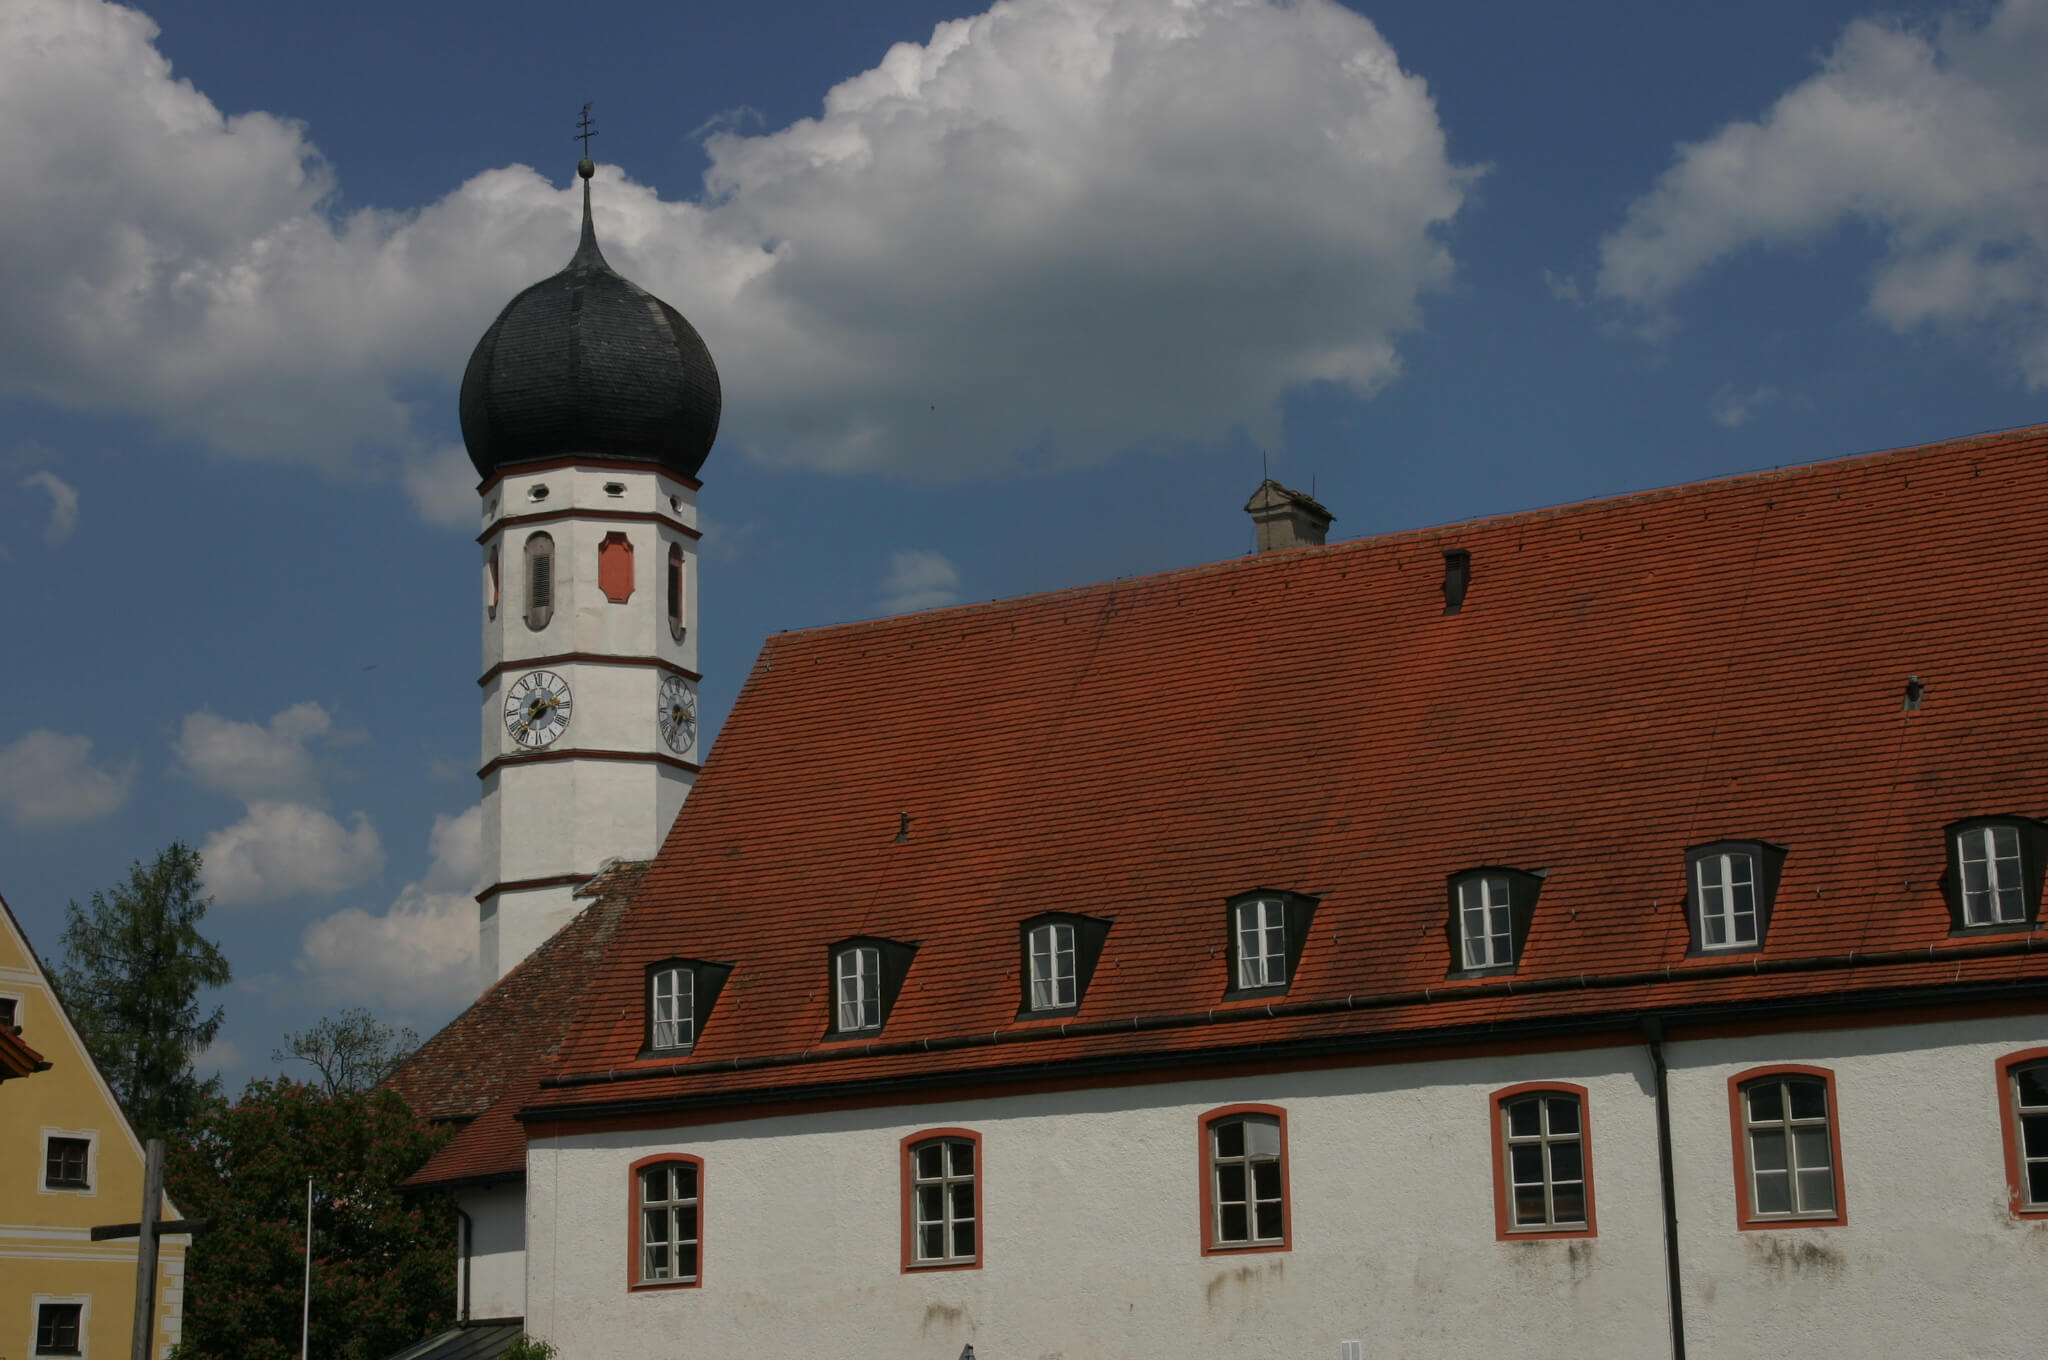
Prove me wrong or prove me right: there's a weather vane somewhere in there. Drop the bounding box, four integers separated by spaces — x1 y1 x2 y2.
575 102 599 157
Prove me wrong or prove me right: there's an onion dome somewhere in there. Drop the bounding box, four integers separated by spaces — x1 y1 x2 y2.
460 159 721 481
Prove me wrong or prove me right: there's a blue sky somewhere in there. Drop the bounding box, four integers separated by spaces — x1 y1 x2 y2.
3 0 2044 1089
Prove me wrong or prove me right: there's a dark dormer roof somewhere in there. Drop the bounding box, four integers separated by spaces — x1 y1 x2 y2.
459 162 721 483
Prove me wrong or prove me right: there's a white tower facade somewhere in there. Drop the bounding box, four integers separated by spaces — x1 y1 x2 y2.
461 158 721 987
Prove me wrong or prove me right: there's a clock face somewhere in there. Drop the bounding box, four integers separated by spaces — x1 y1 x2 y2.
504 670 573 749
658 675 698 755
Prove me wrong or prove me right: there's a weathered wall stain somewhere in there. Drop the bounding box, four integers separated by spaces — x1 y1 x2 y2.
920 1300 969 1335
1746 1235 1844 1278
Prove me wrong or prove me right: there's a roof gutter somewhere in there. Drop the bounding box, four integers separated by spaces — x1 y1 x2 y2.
535 932 2046 1095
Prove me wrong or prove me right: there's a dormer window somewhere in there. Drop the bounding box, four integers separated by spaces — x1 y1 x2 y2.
1223 891 1316 999
1683 841 1787 954
1017 913 1111 1017
641 959 731 1057
1445 868 1544 977
1944 816 2045 932
826 937 917 1037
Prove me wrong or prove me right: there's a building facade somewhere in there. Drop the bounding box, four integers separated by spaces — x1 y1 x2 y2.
394 422 2048 1357
2 895 187 1360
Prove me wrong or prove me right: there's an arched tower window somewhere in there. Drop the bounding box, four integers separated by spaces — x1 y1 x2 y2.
668 543 686 640
485 547 500 621
524 532 555 631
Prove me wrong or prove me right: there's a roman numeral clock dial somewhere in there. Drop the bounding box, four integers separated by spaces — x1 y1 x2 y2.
658 675 698 755
504 670 573 749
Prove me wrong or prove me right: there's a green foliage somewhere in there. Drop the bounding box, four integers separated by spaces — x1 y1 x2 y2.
274 1008 421 1095
501 1338 558 1360
166 1078 457 1360
55 841 231 1141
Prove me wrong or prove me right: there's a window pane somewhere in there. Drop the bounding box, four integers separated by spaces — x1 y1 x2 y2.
1254 1202 1283 1240
644 1241 670 1279
1747 1083 1784 1122
1214 1120 1244 1159
1796 1168 1835 1214
1704 912 1727 945
1219 1203 1249 1242
1251 1160 1281 1199
677 1203 698 1242
1030 977 1054 1010
642 1168 668 1201
949 1141 974 1177
1506 1098 1541 1138
916 1184 943 1221
2026 1161 2048 1205
952 1221 976 1258
1754 1170 1792 1215
1514 1188 1547 1225
915 1143 942 1179
1750 1128 1788 1174
950 1183 975 1221
1788 1081 1828 1121
1217 1164 1247 1203
921 1223 944 1259
1995 886 2025 921
1548 1141 1583 1183
2019 1112 2048 1158
1551 1183 1586 1224
1991 825 2021 858
1545 1097 1579 1136
1510 1143 1544 1184
1246 1117 1281 1158
2017 1066 2048 1108
1792 1126 1831 1173
677 1244 698 1280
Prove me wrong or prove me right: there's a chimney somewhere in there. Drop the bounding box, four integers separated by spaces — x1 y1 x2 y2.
1245 479 1334 553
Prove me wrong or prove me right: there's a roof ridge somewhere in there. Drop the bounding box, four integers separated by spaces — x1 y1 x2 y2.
760 420 2048 646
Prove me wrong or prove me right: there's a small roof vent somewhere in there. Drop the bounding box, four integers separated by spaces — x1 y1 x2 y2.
1442 549 1471 614
1245 480 1334 553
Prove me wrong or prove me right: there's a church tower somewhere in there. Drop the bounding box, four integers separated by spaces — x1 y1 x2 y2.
460 156 720 986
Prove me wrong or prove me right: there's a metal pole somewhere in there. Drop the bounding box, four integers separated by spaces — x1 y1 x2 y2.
129 1138 164 1360
301 1177 314 1360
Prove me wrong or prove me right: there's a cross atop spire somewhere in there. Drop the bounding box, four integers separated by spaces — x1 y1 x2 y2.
575 102 599 159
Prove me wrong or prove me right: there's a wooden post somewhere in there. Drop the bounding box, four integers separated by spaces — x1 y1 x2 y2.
129 1138 164 1360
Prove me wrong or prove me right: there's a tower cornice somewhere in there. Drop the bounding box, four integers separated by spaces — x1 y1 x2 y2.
478 653 702 689
480 506 703 546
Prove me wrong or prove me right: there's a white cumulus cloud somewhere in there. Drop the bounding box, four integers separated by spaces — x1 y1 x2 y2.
0 730 133 828
0 0 1471 489
296 805 482 1012
175 700 333 801
879 549 964 613
21 471 79 545
200 799 384 906
1597 0 2048 383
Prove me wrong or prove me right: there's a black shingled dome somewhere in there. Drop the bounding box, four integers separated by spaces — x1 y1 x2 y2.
460 161 721 481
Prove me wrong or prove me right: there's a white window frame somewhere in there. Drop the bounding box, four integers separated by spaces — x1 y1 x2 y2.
650 966 694 1051
1209 1114 1285 1247
30 1294 89 1358
1234 898 1288 989
637 1161 700 1284
1959 824 2026 926
1741 1076 1836 1220
2013 1060 2048 1211
836 946 882 1032
1459 876 1514 970
1695 851 1759 949
39 1129 96 1197
1027 923 1076 1010
1501 1092 1587 1231
908 1137 978 1266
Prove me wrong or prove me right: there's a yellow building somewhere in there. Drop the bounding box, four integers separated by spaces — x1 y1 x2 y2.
2 894 185 1360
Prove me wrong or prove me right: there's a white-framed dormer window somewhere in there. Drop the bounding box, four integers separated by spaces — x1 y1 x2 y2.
1959 824 2026 926
650 965 694 1052
1695 850 1758 949
836 946 881 1032
1459 875 1514 970
1027 922 1075 1011
1234 898 1287 989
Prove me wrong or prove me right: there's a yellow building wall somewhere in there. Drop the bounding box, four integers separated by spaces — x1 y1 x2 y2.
2 902 185 1360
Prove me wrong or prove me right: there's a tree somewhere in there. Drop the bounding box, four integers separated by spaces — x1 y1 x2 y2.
273 1009 420 1095
55 841 232 1141
167 1079 457 1360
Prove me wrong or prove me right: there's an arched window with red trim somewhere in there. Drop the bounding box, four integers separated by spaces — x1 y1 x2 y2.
1198 1104 1290 1254
628 1154 703 1290
900 1129 981 1271
1491 1082 1596 1239
1996 1048 2048 1218
1728 1066 1846 1229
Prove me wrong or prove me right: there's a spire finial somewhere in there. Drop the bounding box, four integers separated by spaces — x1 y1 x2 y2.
570 102 606 269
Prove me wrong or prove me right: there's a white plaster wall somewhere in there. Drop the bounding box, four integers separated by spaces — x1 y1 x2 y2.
520 1014 2048 1359
458 1185 528 1323
482 882 578 984
487 758 682 886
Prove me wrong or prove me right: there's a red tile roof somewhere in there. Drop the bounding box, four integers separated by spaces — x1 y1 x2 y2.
387 862 643 1185
523 424 2048 1123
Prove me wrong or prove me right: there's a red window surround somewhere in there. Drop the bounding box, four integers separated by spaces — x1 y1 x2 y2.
598 532 635 604
1490 1081 1597 1241
1995 1046 2048 1220
1726 1065 1848 1230
1197 1103 1291 1257
899 1128 982 1273
627 1152 704 1291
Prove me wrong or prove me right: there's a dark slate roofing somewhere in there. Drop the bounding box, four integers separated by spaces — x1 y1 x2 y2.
516 422 2048 1119
384 862 642 1177
379 1321 525 1360
459 161 720 483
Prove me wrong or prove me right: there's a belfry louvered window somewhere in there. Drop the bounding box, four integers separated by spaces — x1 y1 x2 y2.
524 532 555 630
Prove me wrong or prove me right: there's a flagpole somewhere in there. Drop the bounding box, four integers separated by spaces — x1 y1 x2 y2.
300 1177 313 1360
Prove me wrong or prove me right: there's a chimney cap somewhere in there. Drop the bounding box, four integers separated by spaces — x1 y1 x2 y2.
1245 479 1334 553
